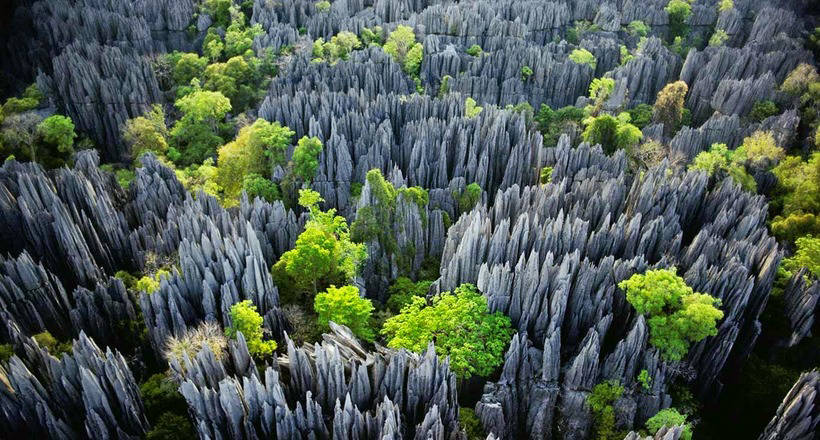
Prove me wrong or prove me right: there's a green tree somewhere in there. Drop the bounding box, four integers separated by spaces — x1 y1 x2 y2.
689 143 756 192
171 53 208 86
140 373 189 423
569 48 596 69
535 104 586 146
781 236 820 279
381 283 514 379
466 45 482 56
628 104 653 128
521 65 534 81
653 81 688 134
709 29 729 47
718 0 734 12
627 20 649 37
37 115 76 156
780 63 818 96
170 89 231 166
146 413 195 440
273 189 366 296
457 182 482 214
770 152 820 241
587 380 625 440
386 277 433 313
314 285 374 340
665 0 692 41
360 26 384 46
226 300 277 357
291 136 323 181
645 408 692 440
383 25 423 76
242 173 280 202
618 268 723 361
740 130 783 166
465 97 483 118
638 369 652 391
223 8 263 58
123 105 168 161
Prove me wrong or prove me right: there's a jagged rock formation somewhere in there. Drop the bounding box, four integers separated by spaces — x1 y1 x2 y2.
439 139 779 438
758 370 820 440
179 323 462 440
0 150 140 288
781 270 819 347
0 332 148 439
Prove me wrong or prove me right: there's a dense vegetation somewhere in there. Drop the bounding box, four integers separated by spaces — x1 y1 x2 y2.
0 0 817 439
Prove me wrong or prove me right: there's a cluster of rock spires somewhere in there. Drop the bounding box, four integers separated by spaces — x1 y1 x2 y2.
0 0 818 438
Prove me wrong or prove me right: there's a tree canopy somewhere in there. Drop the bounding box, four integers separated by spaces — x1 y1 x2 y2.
226 300 277 357
381 283 514 379
619 268 723 361
314 285 374 340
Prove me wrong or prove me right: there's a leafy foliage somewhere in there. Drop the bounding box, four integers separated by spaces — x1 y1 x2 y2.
665 0 692 41
37 115 76 155
459 408 487 440
381 283 514 379
383 25 423 77
170 89 231 166
520 65 533 81
291 136 324 181
750 100 778 122
457 182 482 214
33 331 73 358
313 31 363 64
569 48 596 69
689 143 756 191
242 174 280 202
140 373 189 423
535 104 585 146
619 268 723 361
627 104 653 129
274 189 366 296
645 408 692 440
314 285 374 340
465 97 483 118
770 152 820 241
587 380 625 440
123 105 168 161
540 166 554 184
466 45 482 56
386 277 433 313
709 29 729 47
146 413 195 440
582 113 643 154
653 81 688 134
781 235 820 279
638 369 652 391
627 20 649 37
226 300 277 357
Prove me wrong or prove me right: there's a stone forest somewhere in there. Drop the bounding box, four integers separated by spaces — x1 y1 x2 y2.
0 0 817 439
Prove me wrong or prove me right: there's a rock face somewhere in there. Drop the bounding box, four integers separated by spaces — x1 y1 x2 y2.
758 370 820 440
441 139 779 438
0 332 149 439
179 323 463 440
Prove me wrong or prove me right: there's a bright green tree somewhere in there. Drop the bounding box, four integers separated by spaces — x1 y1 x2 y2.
291 136 323 181
618 268 723 361
381 283 514 379
665 0 692 41
689 143 757 192
171 52 208 86
226 300 277 357
587 380 625 440
314 285 374 340
242 174 280 202
770 152 820 241
170 89 231 166
569 48 596 69
465 97 483 118
273 189 366 296
781 236 820 279
37 115 76 156
123 105 168 161
645 408 692 440
383 25 423 76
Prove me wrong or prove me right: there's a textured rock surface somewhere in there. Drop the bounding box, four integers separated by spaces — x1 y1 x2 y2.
758 370 820 440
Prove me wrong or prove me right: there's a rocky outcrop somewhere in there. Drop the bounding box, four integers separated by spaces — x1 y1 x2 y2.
758 370 820 440
781 270 819 347
0 332 148 439
180 323 462 439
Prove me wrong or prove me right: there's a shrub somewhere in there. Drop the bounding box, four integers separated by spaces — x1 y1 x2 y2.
146 413 195 440
33 331 72 358
540 166 554 184
566 20 600 44
314 0 330 12
457 182 482 214
665 0 692 41
587 380 625 440
653 81 688 134
466 44 482 56
780 63 818 96
0 344 13 363
164 321 228 362
459 408 486 440
124 105 168 161
619 268 723 361
569 49 596 69
387 277 433 313
381 283 514 379
645 408 692 440
740 130 783 167
521 65 534 81
535 104 586 146
749 100 779 122
627 20 649 37
360 26 384 46
140 373 189 423
314 285 374 340
718 0 734 13
582 113 642 154
37 115 76 156
465 97 483 118
226 300 277 357
628 103 653 128
638 369 652 391
709 29 729 47
291 136 324 181
781 236 820 279
242 174 280 202
383 25 423 76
